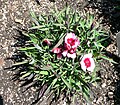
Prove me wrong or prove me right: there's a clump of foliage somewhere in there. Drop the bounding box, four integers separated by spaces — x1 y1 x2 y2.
14 6 111 104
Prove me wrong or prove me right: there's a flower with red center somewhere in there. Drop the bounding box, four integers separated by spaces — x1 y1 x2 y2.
80 53 95 72
69 48 76 54
52 33 79 59
62 33 79 59
65 33 80 49
62 44 77 59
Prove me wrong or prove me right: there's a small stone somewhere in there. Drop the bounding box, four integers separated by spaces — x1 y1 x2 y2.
0 58 5 68
109 86 115 91
101 83 106 88
14 18 24 25
108 92 113 99
31 87 36 92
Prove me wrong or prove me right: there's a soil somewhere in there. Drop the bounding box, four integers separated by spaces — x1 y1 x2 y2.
0 0 120 105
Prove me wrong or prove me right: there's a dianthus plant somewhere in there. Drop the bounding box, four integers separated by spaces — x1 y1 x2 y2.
15 6 109 104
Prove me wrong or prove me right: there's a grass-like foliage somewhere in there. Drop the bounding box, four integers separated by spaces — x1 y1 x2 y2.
14 6 110 104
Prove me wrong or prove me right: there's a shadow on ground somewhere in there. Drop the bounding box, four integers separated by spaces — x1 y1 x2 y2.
0 95 4 105
91 0 120 33
113 61 120 105
90 0 120 104
98 0 120 104
8 29 58 105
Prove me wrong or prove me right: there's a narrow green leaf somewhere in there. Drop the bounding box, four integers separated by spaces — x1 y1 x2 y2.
21 31 29 37
44 84 51 95
76 81 81 86
85 76 91 80
33 44 43 51
40 65 52 70
100 55 118 64
66 6 70 15
34 71 39 73
38 28 49 31
91 77 101 83
30 11 37 19
29 58 35 64
52 34 65 49
39 71 48 75
53 23 64 26
51 78 57 86
61 71 67 76
21 72 31 79
31 17 40 26
29 25 47 30
61 77 72 90
29 33 38 43
13 60 28 66
56 88 60 98
19 47 35 51
39 14 45 22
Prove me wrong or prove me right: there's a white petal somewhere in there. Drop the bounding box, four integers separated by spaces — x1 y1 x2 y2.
82 53 92 60
65 33 76 44
62 50 68 57
80 60 86 72
67 53 76 59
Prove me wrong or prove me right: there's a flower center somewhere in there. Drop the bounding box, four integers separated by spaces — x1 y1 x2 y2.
69 48 76 54
67 38 75 46
84 58 91 68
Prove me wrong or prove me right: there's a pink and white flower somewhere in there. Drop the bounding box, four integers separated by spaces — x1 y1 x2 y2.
65 33 80 49
52 47 62 58
62 46 77 59
52 33 79 59
62 33 79 59
80 53 95 72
